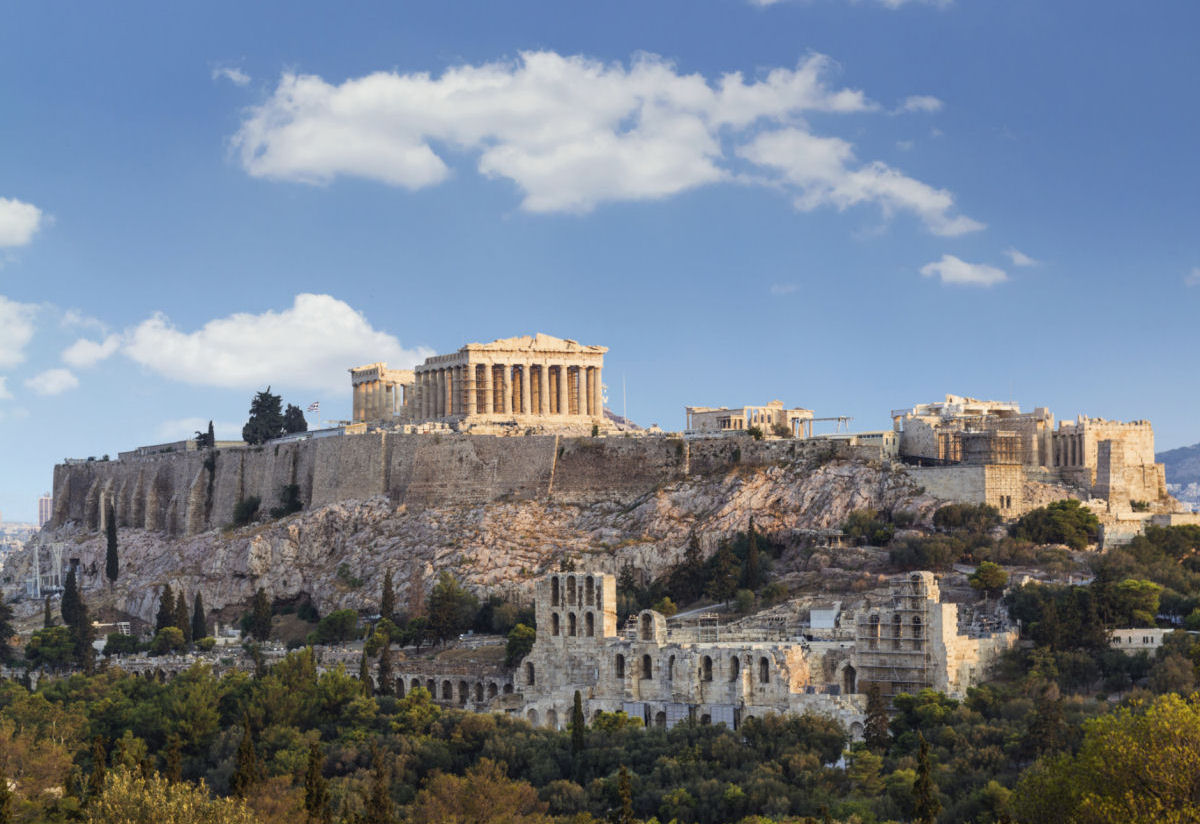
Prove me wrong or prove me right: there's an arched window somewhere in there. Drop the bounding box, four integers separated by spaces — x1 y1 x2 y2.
759 657 769 684
427 678 436 694
475 682 484 702
654 711 667 727
668 655 676 681
585 577 595 606
487 682 498 698
442 680 453 700
567 576 577 606
642 654 653 679
527 708 539 726
640 613 653 640
568 612 577 636
615 654 626 679
702 656 713 682
868 614 880 650
552 612 560 636
892 614 902 649
525 662 536 686
912 615 923 639
843 664 857 695
730 656 741 681
551 577 560 607
396 679 405 698
458 681 468 705
586 612 595 637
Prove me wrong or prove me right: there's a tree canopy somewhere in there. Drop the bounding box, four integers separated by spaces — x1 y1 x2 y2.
242 387 284 445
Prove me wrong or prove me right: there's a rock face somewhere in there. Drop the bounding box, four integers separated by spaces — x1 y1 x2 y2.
8 456 936 625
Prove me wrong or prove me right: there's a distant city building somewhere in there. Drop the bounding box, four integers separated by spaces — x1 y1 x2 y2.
38 493 53 528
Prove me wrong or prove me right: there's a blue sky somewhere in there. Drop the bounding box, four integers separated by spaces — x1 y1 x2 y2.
1 1 1198 521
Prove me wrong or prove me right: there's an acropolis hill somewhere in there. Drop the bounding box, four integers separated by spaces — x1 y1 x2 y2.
15 335 1200 626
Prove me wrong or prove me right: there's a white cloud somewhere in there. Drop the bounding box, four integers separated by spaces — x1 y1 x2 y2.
122 293 433 392
0 377 10 400
769 283 799 295
62 334 121 368
25 368 79 396
0 295 37 369
898 95 943 113
0 197 43 248
1186 268 1200 287
213 66 250 86
59 309 108 331
231 51 890 214
920 254 1007 287
1005 247 1039 267
738 128 983 235
155 418 243 441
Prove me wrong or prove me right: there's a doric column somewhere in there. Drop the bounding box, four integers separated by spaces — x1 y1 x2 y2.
416 373 425 419
575 365 587 418
445 367 454 416
557 365 568 416
594 366 603 417
464 362 476 416
433 370 442 417
482 363 494 414
520 363 531 416
502 364 513 415
538 365 550 416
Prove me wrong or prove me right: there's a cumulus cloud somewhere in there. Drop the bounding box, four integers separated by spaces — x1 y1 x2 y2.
122 293 433 392
1186 268 1200 287
25 368 79 396
920 254 1007 287
769 283 799 295
738 128 982 235
62 334 121 368
0 295 37 369
898 95 943 113
213 66 250 86
1005 247 1039 267
0 197 44 248
231 51 970 219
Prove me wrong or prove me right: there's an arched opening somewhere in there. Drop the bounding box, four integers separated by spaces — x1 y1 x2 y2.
426 678 436 694
585 577 595 605
503 683 514 694
586 612 595 637
702 656 713 682
868 614 880 650
730 656 741 681
912 615 923 639
640 613 653 641
458 681 468 705
759 657 769 684
642 654 653 679
442 680 453 700
552 612 560 636
527 709 539 726
525 662 536 686
843 664 857 695
700 714 712 725
487 682 499 699
654 711 667 727
546 709 558 729
567 576 577 606
413 678 422 694
668 655 675 681
615 654 626 679
475 682 484 702
892 614 902 649
396 679 405 698
551 577 560 607
568 612 577 636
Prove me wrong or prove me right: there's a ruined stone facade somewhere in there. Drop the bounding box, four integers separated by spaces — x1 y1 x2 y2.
350 333 606 429
686 401 814 438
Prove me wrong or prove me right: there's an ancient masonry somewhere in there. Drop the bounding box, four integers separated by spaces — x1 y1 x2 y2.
351 333 606 430
389 571 1017 734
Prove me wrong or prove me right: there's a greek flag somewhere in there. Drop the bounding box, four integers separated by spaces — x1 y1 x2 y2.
306 401 320 413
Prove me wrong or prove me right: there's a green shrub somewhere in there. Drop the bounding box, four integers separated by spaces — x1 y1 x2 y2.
313 609 360 644
1011 499 1099 550
269 484 303 518
151 627 186 655
232 496 261 526
103 633 140 656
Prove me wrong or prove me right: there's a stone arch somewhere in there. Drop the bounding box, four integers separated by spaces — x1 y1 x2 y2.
503 683 514 694
654 711 666 727
527 708 540 726
551 577 560 606
487 682 499 699
615 654 626 679
843 664 857 695
585 611 595 637
912 615 923 638
475 682 484 702
567 576 577 606
442 680 453 700
641 654 653 679
702 656 713 682
525 662 536 686
640 613 653 641
546 708 558 729
412 678 422 693
759 657 770 684
729 655 741 681
585 576 595 606
868 614 880 650
396 678 406 698
850 721 864 740
892 614 902 649
458 681 468 705
427 678 436 694
568 612 577 636
700 713 712 725
552 612 560 636
668 655 675 681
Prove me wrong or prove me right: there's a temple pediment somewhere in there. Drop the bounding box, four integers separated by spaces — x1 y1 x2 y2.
462 333 607 355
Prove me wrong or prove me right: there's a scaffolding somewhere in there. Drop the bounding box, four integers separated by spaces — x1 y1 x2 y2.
854 573 935 700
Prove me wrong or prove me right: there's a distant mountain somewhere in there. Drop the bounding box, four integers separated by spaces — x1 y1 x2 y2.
1159 442 1200 510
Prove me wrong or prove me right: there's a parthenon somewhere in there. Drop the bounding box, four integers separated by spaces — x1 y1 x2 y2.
350 333 607 429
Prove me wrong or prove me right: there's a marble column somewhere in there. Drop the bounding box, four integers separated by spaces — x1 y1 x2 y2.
464 362 476 416
557 365 568 416
445 367 454 416
594 366 603 416
482 363 494 413
502 364 513 415
575 366 587 418
538 365 550 416
520 363 531 415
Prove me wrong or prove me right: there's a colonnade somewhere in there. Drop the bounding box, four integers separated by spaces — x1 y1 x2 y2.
414 361 603 420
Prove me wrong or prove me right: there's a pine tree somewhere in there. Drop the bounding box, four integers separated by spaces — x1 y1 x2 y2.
377 632 393 697
87 736 107 802
242 387 285 445
250 588 272 642
105 504 119 588
363 745 393 824
704 541 740 605
0 758 11 824
912 733 942 824
164 734 182 783
191 592 206 641
155 585 175 633
303 742 332 824
743 517 761 590
380 569 396 623
231 714 259 798
571 690 586 756
174 590 192 644
61 567 81 627
615 764 635 824
863 682 890 753
43 595 53 628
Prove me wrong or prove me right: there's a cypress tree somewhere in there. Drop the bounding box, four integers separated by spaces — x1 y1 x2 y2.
913 732 942 824
377 633 393 697
72 587 95 672
174 590 192 643
743 516 761 590
191 592 206 641
207 420 215 449
863 682 890 753
87 736 107 802
250 588 272 641
704 541 739 606
303 741 332 824
155 585 175 633
105 504 119 588
380 568 395 623
43 595 53 628
231 714 259 797
363 745 393 824
61 567 81 628
359 647 372 696
615 764 635 824
571 689 586 756
164 734 182 783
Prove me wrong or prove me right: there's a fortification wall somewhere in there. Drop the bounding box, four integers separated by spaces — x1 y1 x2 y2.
51 433 866 536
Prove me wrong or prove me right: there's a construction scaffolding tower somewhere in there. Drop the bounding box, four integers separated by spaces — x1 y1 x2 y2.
854 573 935 700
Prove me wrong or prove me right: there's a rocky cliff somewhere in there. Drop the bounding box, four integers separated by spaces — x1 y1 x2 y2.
9 454 937 625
